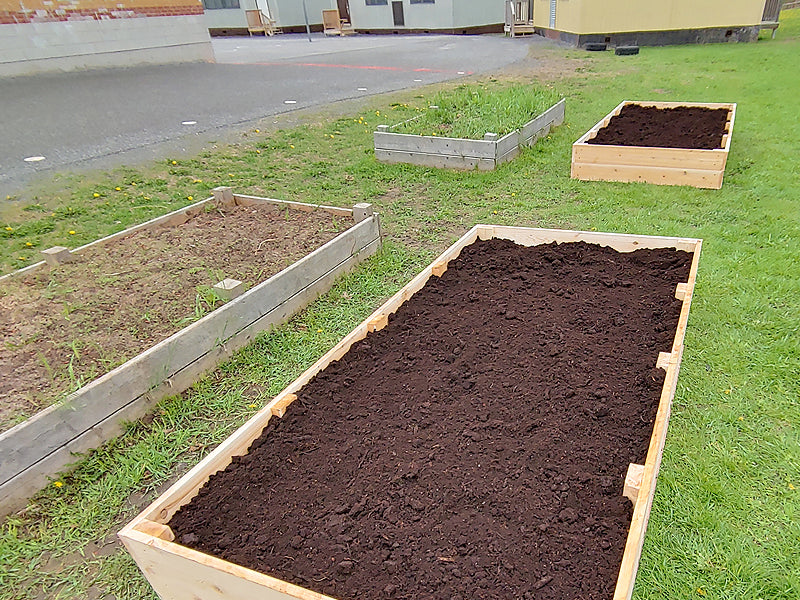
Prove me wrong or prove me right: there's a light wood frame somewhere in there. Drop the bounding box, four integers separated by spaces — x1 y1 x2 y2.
571 100 736 189
120 225 702 600
0 191 381 518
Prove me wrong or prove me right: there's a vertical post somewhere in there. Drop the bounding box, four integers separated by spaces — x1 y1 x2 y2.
302 0 312 42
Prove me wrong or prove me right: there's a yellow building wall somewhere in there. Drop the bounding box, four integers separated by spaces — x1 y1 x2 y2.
533 0 763 33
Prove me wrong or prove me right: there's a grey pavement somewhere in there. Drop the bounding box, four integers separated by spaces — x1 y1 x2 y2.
0 33 551 199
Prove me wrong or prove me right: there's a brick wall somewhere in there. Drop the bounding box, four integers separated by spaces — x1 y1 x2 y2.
0 0 203 25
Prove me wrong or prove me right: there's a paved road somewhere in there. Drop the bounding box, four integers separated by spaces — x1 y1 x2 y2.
1 33 547 198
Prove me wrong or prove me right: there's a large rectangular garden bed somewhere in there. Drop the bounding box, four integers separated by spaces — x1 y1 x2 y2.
0 190 381 516
571 100 736 189
120 225 701 600
375 98 565 171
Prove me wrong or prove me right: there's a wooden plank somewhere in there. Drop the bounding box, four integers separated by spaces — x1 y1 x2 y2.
120 528 335 600
233 195 354 217
613 345 684 600
375 148 494 171
0 234 382 517
571 162 724 189
623 463 645 504
270 394 297 418
487 225 701 253
495 131 520 158
656 352 672 370
519 98 565 145
374 132 495 158
367 314 388 332
122 225 699 600
572 143 727 170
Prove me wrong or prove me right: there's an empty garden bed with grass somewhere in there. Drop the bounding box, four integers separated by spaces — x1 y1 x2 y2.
375 84 564 170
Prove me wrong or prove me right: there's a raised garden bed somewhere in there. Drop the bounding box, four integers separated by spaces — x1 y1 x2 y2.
375 98 565 171
0 189 381 517
571 101 736 189
120 225 701 600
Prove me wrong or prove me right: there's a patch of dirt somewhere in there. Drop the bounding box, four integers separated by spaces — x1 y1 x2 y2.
0 203 345 431
170 238 692 600
588 104 729 149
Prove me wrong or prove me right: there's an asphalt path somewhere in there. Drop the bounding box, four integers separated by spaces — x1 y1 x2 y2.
0 33 545 198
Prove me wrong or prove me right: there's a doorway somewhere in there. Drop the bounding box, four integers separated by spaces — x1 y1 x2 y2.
392 1 404 27
337 0 350 22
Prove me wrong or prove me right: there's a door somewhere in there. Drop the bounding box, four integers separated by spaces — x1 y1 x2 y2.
337 0 350 22
392 1 405 27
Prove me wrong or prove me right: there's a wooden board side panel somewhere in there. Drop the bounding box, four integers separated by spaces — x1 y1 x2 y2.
120 531 335 600
571 162 724 189
0 236 381 518
374 132 495 158
375 148 494 170
572 143 727 169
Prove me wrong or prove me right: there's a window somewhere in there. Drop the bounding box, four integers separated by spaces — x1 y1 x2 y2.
410 0 434 3
365 0 388 5
202 0 240 9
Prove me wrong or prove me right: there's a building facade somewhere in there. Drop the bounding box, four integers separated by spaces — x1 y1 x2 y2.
0 0 213 76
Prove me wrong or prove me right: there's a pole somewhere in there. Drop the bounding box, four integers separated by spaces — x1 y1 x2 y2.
302 0 312 42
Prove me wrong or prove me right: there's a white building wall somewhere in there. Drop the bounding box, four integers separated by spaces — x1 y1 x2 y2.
0 16 213 77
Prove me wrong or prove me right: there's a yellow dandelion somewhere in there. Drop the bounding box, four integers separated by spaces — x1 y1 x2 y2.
93 192 100 198
289 144 295 149
4 226 12 232
144 196 151 200
171 160 177 165
256 150 261 154
511 192 516 197
131 182 137 186
789 483 796 490
330 134 335 139
254 129 260 133
696 589 705 597
193 179 202 183
187 195 194 201
69 230 76 235
317 328 323 333
26 242 33 247
115 186 121 191
248 403 258 409
228 173 235 177
724 388 732 394
18 256 25 261
53 481 63 488
493 210 498 215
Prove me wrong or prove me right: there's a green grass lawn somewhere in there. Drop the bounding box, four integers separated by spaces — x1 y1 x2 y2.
1 10 799 600
389 82 561 138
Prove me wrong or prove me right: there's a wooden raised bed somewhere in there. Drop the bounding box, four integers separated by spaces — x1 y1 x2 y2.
120 225 701 600
374 98 565 171
0 189 381 517
571 101 736 189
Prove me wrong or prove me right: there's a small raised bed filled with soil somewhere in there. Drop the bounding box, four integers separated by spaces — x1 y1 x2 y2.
572 100 736 188
121 226 701 600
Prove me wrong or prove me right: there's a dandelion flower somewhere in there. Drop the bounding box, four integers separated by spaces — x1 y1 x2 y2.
4 226 12 232
93 192 100 198
188 195 194 201
317 328 323 333
511 192 516 197
255 129 260 133
53 481 63 488
115 187 121 191
26 242 33 247
171 160 177 165
330 134 335 139
69 230 76 235
256 150 261 154
289 144 295 149
18 256 25 261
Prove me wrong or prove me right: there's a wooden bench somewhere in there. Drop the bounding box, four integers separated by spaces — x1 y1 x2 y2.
322 9 355 36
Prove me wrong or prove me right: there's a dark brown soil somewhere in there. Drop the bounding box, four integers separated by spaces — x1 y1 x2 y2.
170 238 692 600
588 104 729 149
0 203 345 431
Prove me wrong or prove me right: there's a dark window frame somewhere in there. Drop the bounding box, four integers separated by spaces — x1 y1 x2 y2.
202 0 240 9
